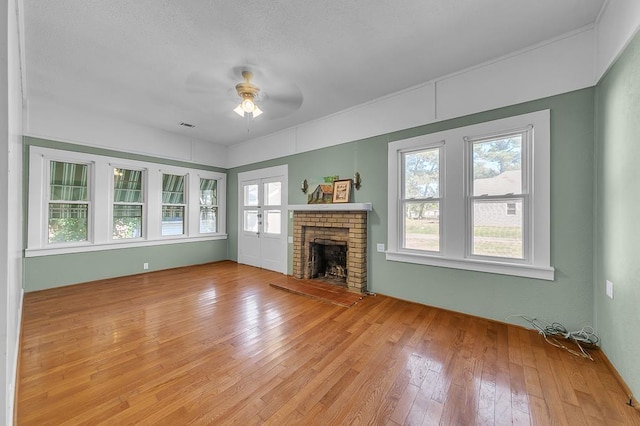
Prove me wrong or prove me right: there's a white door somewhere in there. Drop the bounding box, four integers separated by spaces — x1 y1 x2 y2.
238 166 288 273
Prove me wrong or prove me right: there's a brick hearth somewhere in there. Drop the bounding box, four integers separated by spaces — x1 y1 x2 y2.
292 210 367 293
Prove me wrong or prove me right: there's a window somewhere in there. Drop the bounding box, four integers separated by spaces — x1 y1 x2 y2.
113 168 144 239
468 132 526 260
401 146 442 252
48 161 90 243
162 174 186 236
387 110 553 280
199 178 217 233
27 146 227 257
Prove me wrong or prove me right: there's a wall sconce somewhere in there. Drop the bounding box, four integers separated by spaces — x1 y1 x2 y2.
301 179 309 194
354 172 361 190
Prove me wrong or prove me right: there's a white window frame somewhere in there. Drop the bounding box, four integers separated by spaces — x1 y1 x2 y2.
160 171 188 237
198 175 220 234
110 164 146 241
27 146 227 257
387 110 554 280
464 127 530 263
399 143 444 254
47 158 94 245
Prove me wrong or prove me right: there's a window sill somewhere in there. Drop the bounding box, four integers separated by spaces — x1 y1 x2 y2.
385 250 555 281
25 234 228 258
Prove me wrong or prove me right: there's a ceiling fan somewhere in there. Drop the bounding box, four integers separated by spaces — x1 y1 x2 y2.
185 65 304 122
233 70 263 118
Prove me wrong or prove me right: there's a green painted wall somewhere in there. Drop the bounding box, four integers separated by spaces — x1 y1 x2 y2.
595 32 640 398
24 241 228 292
23 137 229 291
228 88 596 330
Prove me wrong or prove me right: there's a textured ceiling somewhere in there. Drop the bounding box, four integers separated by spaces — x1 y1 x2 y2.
24 0 605 146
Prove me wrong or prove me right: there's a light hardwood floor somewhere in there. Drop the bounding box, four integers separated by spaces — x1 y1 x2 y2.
17 261 640 425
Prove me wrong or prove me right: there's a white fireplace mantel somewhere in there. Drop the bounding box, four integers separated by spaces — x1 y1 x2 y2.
288 203 372 212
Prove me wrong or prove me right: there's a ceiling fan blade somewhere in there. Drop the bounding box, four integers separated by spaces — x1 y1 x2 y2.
185 71 233 96
261 93 303 119
259 81 303 119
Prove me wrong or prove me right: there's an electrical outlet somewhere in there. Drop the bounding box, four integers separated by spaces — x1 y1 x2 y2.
143 262 149 270
606 280 613 299
376 243 385 252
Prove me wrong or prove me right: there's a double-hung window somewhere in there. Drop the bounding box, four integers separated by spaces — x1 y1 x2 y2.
48 160 91 243
199 177 218 233
113 168 144 239
387 110 553 280
401 146 442 253
162 173 187 236
467 130 528 260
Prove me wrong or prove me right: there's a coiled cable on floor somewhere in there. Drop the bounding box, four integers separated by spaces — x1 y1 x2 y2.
507 315 600 361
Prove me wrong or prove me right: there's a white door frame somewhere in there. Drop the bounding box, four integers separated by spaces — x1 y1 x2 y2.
237 165 288 273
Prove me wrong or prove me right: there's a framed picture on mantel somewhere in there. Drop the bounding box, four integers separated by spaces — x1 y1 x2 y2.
332 179 352 203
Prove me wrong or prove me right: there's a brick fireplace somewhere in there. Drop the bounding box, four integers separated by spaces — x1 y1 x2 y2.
292 208 368 293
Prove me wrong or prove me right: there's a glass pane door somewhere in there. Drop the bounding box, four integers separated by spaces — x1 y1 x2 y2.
237 165 288 274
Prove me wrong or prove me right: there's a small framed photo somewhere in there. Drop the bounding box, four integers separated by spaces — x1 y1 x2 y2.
332 179 352 203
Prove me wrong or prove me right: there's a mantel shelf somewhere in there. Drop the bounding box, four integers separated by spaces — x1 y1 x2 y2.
288 202 372 212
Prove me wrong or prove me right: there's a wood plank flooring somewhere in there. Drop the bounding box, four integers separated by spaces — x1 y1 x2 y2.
16 261 640 425
269 276 365 307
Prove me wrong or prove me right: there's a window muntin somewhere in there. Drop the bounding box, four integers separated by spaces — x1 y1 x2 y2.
468 132 527 260
113 168 144 239
48 161 90 243
401 147 442 252
199 178 218 233
162 174 186 236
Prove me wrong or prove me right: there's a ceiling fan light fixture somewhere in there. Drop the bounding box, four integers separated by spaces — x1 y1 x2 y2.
241 98 255 113
252 105 263 117
234 95 263 118
234 71 264 119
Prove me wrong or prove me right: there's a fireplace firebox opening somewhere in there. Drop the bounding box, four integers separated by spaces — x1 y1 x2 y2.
308 240 348 285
